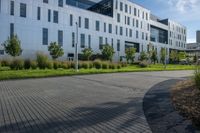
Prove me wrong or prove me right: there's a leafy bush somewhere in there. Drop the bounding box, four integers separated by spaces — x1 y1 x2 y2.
139 61 148 68
88 62 93 69
46 61 53 69
61 62 70 69
132 61 141 65
117 64 122 69
53 61 61 69
30 61 37 69
70 62 75 69
93 60 102 69
102 62 109 69
121 62 128 67
109 63 116 69
10 59 24 70
36 53 49 69
24 59 31 69
1 59 11 67
81 62 89 69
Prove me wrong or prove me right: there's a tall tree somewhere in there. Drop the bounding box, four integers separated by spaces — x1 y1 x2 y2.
151 50 157 64
82 48 93 61
160 48 166 64
125 47 136 63
101 44 115 61
2 35 22 57
140 51 148 61
170 50 178 63
48 42 64 60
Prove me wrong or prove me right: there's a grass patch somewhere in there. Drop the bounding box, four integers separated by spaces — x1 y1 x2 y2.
0 64 195 80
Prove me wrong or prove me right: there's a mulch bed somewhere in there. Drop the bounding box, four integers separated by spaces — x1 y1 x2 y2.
171 80 200 128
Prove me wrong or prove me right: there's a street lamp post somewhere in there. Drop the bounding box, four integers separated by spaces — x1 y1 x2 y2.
75 22 79 72
164 41 167 69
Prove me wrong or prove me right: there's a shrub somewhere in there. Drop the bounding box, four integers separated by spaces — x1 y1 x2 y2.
46 61 53 69
139 61 148 68
53 61 60 69
121 62 128 67
70 62 75 69
93 60 102 69
30 61 37 69
61 62 70 69
24 59 31 69
109 63 116 69
1 59 11 67
10 59 24 70
36 53 49 69
132 61 141 65
102 62 109 69
117 64 122 69
82 62 89 69
88 62 93 69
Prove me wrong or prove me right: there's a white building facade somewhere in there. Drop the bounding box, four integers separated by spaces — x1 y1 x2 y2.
0 0 187 61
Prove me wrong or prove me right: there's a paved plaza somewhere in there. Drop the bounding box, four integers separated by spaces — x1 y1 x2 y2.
0 71 193 133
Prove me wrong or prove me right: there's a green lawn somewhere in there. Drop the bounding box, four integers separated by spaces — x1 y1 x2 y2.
0 64 195 80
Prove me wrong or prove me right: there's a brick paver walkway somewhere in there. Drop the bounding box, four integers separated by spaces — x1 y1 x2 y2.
0 71 193 133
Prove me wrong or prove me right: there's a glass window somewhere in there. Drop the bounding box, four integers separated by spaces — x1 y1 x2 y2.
10 1 14 16
96 21 100 31
48 9 51 22
104 23 106 32
20 3 26 18
53 11 58 23
117 13 120 22
109 24 112 33
142 32 144 40
79 16 81 28
117 40 120 51
120 2 123 11
126 28 128 36
88 35 91 48
134 8 137 16
0 50 4 55
125 4 128 13
37 7 41 20
129 29 132 37
58 0 63 7
70 14 73 26
133 18 135 27
120 27 123 35
99 36 103 49
115 0 118 9
58 30 63 46
136 20 139 28
72 32 75 47
43 0 48 3
115 26 118 35
80 34 85 48
129 6 131 14
10 23 14 37
136 30 139 39
85 18 89 29
127 17 130 25
43 28 48 45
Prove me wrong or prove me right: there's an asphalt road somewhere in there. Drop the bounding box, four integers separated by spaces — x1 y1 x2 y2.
0 70 193 133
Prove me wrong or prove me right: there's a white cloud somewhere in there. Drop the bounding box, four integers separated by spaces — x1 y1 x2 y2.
166 0 200 13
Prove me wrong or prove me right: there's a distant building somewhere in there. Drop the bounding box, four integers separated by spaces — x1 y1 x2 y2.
197 31 200 43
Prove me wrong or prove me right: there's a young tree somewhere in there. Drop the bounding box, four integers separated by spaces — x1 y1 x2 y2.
160 48 166 64
125 47 136 63
48 42 64 60
101 44 115 61
178 51 186 61
82 48 93 61
140 51 148 61
151 50 157 64
170 50 178 64
2 35 22 57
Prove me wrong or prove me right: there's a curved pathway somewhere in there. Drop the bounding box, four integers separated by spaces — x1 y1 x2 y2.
143 79 200 133
0 71 193 133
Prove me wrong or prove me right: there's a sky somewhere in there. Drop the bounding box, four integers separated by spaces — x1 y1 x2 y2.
131 0 200 43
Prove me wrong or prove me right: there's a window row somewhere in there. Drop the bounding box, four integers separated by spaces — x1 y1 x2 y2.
115 0 149 20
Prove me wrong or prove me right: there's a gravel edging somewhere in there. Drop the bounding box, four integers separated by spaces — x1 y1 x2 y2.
143 79 200 133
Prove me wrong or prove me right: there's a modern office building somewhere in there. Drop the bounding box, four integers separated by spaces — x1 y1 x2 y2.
0 0 187 61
